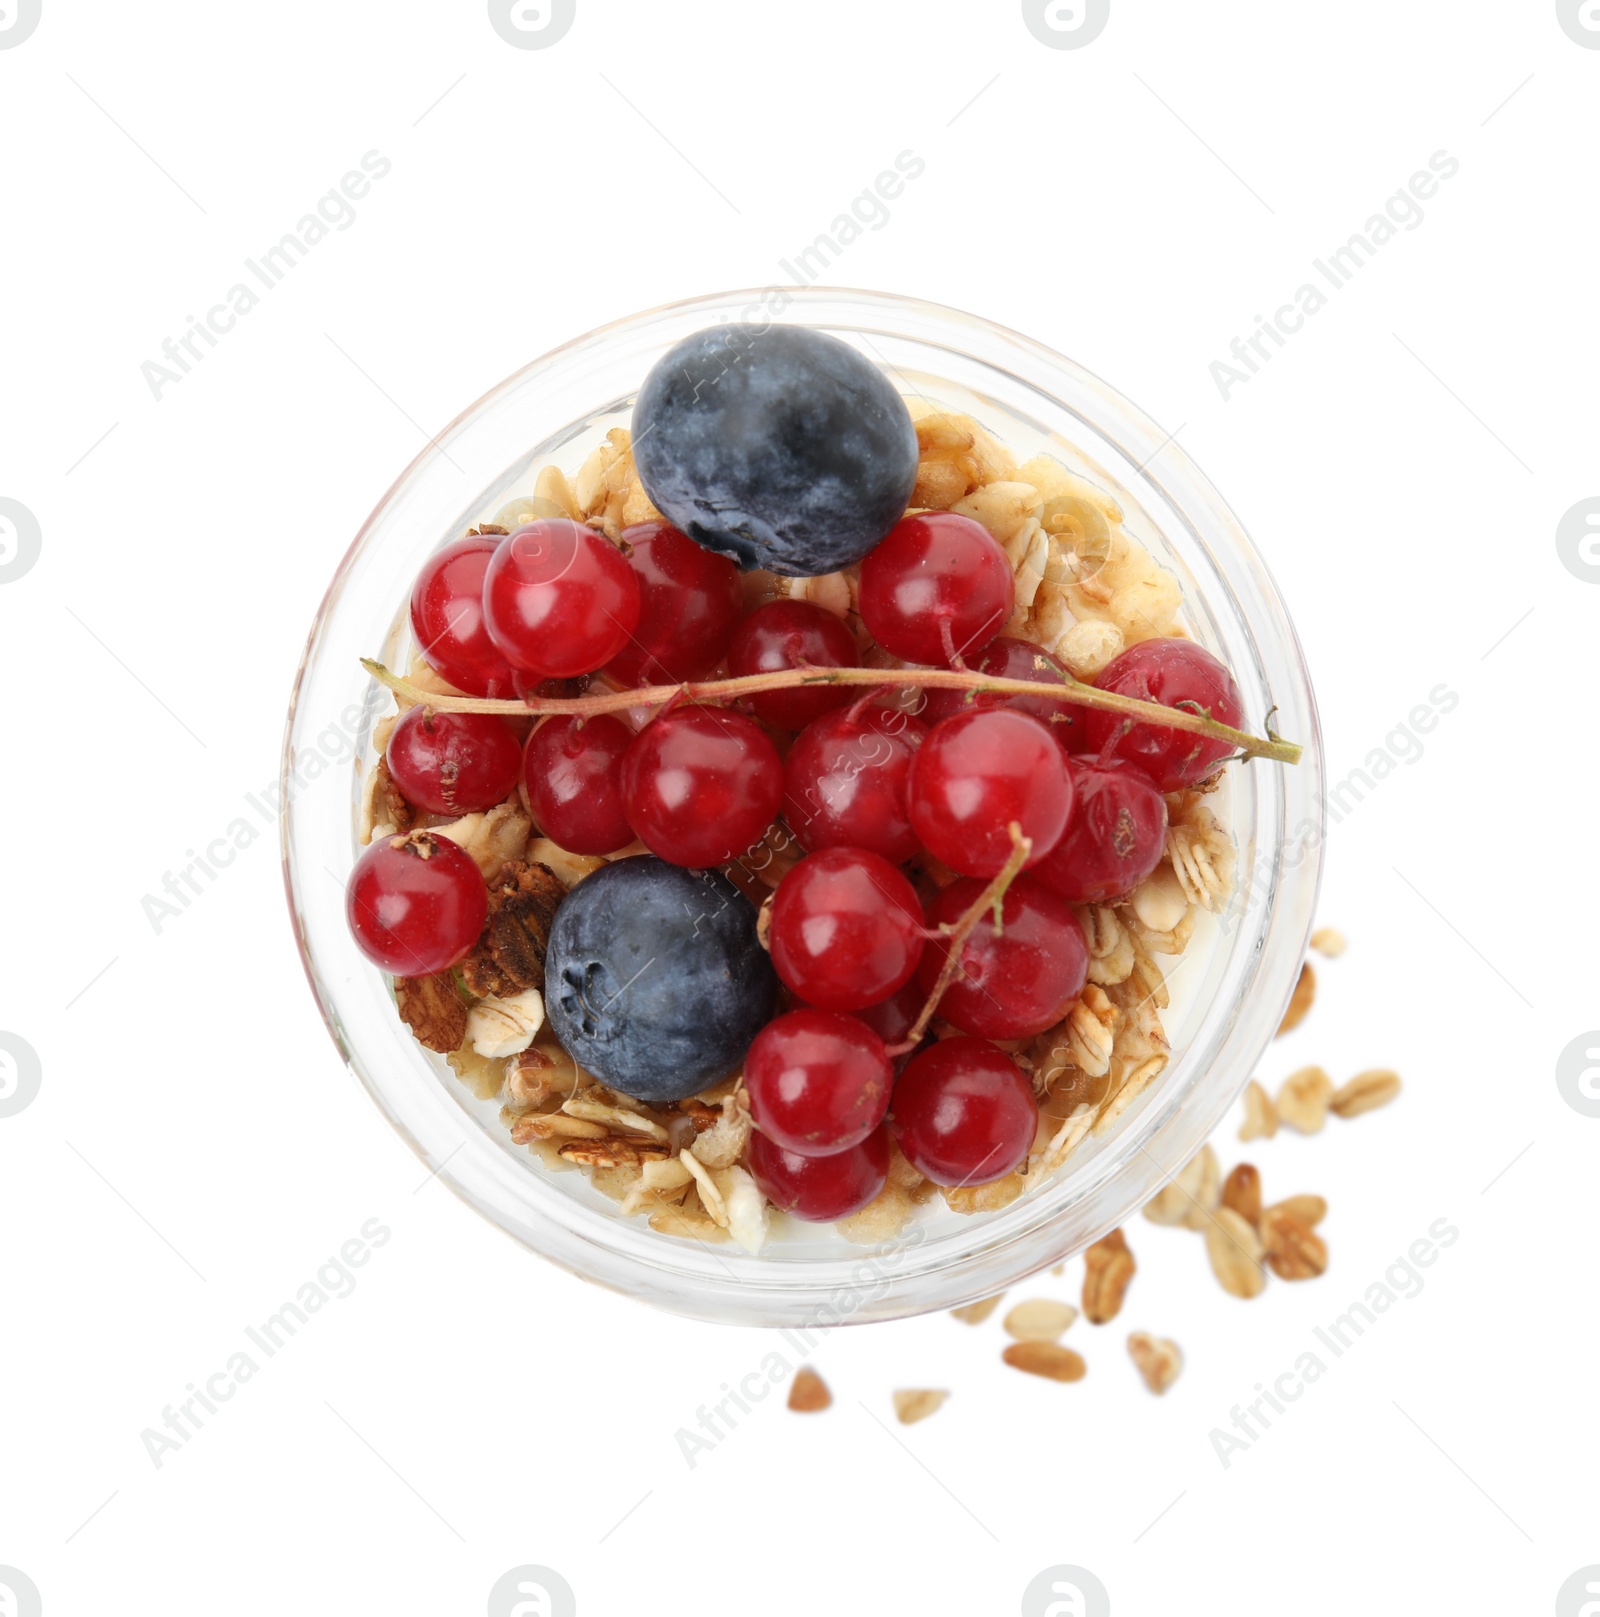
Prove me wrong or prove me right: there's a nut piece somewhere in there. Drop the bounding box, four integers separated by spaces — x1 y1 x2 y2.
1204 1207 1267 1299
1003 1298 1079 1342
1265 1194 1327 1228
361 757 416 844
505 1044 582 1110
950 1294 1004 1326
1082 1228 1136 1324
911 413 1012 509
1127 1332 1184 1395
942 1171 1026 1214
459 861 565 998
716 1164 770 1255
433 797 533 881
1260 1205 1329 1280
1276 1066 1335 1134
788 1367 832 1413
1310 926 1347 958
509 1112 607 1144
1130 865 1189 936
1221 1163 1262 1228
1330 1069 1402 1119
394 972 468 1054
558 1138 669 1169
892 1389 948 1426
1277 962 1316 1036
465 988 545 1058
1239 1079 1279 1142
1143 1143 1220 1229
1056 618 1124 679
1002 1342 1087 1382
689 1088 753 1169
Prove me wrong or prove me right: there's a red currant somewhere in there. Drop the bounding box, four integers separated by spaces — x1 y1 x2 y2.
1081 637 1244 790
847 978 926 1050
384 707 521 817
728 599 859 729
908 709 1074 877
858 512 1014 665
747 1125 890 1222
1032 758 1168 904
889 1038 1038 1187
768 848 925 1011
602 520 742 687
482 520 642 679
745 1009 893 1156
409 535 518 698
796 979 928 1069
346 831 487 976
920 636 1080 746
523 714 636 855
782 705 927 863
916 876 1088 1039
620 704 782 867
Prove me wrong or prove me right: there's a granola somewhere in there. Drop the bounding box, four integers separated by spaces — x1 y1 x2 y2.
360 394 1247 1256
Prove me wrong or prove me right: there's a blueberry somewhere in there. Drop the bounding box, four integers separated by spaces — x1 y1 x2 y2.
544 855 778 1105
632 324 918 578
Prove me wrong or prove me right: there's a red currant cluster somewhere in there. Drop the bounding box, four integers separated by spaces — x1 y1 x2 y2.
351 505 1246 1226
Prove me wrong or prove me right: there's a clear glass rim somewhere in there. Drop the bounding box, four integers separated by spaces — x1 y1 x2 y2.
281 285 1324 1327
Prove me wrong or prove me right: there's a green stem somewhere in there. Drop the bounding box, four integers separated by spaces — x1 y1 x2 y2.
891 824 1035 1054
361 658 1303 766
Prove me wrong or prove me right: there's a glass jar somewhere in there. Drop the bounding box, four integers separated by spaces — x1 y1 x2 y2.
282 287 1323 1326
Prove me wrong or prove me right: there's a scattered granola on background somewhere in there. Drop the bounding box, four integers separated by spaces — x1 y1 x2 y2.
1003 1298 1078 1342
787 1368 832 1413
1127 1332 1183 1395
893 1389 949 1426
1002 1341 1087 1382
1310 926 1347 958
1330 1069 1402 1118
1082 1228 1136 1324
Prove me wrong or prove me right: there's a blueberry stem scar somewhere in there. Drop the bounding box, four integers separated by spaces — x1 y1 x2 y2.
892 823 1034 1054
361 659 1303 766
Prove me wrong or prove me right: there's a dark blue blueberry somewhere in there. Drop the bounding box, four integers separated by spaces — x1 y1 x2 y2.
544 855 778 1105
632 323 918 578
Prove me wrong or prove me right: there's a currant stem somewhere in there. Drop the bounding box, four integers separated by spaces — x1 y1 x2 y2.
889 824 1034 1055
361 658 1303 766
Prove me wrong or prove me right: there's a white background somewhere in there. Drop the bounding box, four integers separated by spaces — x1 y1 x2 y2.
1 2 1596 1613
